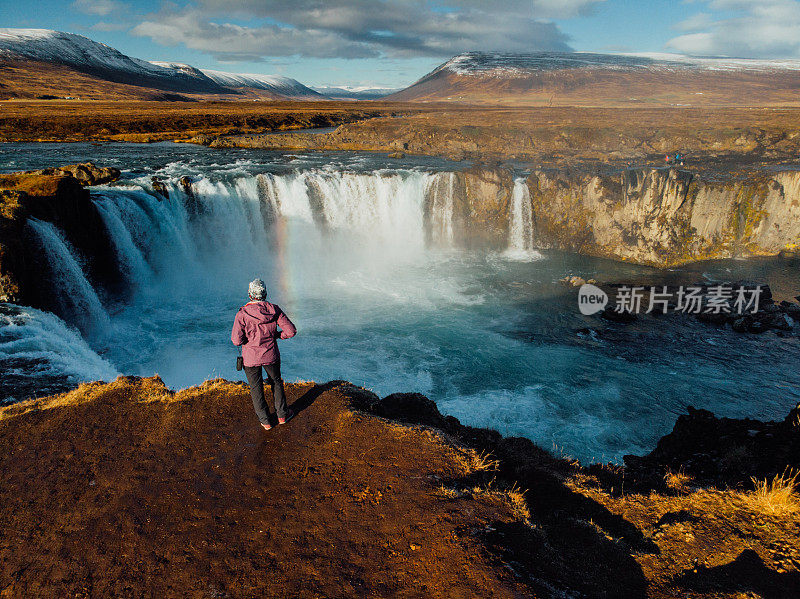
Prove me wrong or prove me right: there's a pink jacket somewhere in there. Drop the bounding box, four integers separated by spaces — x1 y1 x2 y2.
231 301 296 367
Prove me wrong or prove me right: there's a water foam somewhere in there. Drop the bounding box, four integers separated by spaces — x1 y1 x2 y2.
26 218 111 334
0 304 118 401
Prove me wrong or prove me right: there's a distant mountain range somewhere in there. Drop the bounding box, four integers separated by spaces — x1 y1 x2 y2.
3 29 800 106
312 86 401 100
150 62 324 100
387 51 800 106
0 29 389 101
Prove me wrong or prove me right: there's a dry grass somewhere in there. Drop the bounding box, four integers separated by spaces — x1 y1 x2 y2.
1 376 144 421
0 98 392 142
434 485 463 500
664 467 693 493
746 469 800 516
433 469 530 523
436 481 530 522
0 173 73 197
502 483 530 521
468 450 500 473
472 483 530 522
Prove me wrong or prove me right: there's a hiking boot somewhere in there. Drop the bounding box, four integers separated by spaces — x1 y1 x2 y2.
261 422 273 431
278 409 295 425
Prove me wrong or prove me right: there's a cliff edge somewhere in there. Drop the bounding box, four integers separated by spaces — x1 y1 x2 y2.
0 377 797 598
0 163 120 304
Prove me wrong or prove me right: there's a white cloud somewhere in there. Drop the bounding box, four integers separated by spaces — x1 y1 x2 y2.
667 0 800 57
132 11 382 60
90 21 129 32
674 12 714 31
130 0 603 61
532 0 606 19
72 0 125 16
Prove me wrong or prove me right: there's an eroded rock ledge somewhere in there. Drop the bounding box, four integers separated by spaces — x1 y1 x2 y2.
525 167 800 266
0 163 120 303
437 165 800 265
0 377 798 597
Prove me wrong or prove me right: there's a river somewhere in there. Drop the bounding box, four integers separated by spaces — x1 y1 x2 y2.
2 142 799 462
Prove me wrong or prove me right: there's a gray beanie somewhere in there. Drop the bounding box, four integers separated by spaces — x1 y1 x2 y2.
248 278 267 300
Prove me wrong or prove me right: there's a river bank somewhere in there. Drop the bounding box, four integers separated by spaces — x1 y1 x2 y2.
5 101 800 164
0 376 797 598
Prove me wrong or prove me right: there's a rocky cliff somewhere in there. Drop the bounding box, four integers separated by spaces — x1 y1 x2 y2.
0 377 797 597
525 167 800 266
0 163 120 304
431 164 800 265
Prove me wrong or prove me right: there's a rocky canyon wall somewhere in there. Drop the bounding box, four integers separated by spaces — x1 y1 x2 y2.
522 167 800 266
0 164 120 304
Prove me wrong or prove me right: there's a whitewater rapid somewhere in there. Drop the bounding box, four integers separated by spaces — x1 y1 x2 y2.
3 145 800 462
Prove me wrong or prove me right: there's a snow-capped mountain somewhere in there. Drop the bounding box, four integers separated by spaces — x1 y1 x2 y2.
198 69 324 100
0 29 226 94
147 61 210 81
388 51 800 105
430 51 800 77
0 28 328 100
312 86 399 100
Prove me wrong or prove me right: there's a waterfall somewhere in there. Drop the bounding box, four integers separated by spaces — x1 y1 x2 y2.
93 198 154 290
176 170 437 249
300 171 431 247
22 168 466 331
0 304 118 402
506 178 538 260
26 218 111 334
426 172 456 246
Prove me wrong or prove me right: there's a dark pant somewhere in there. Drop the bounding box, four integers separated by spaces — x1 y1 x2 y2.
243 362 287 424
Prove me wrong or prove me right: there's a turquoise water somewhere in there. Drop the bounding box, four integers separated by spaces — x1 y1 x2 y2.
2 142 800 462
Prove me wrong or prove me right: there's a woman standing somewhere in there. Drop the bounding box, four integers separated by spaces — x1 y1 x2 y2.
231 278 297 430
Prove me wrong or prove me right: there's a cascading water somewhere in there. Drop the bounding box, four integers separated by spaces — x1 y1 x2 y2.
4 145 800 463
505 177 538 260
93 198 155 291
0 304 118 402
426 171 456 246
25 218 111 334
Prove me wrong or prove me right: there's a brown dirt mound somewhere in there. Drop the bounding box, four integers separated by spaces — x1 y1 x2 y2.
1 378 798 598
0 378 527 598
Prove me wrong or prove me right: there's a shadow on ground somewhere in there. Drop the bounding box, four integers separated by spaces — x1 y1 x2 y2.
673 549 800 599
354 388 653 598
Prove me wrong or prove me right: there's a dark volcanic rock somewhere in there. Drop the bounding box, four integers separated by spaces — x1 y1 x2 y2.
151 177 169 198
376 392 449 428
624 404 800 488
0 190 27 302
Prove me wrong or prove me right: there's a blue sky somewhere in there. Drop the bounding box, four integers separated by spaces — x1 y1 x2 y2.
5 1 800 88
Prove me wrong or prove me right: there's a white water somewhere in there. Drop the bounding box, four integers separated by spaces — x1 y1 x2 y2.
93 198 154 291
505 177 541 261
0 305 118 402
427 171 456 246
250 170 439 249
25 218 111 334
9 158 800 462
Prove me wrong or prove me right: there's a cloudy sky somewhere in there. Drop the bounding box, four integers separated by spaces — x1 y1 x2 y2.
7 0 800 88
